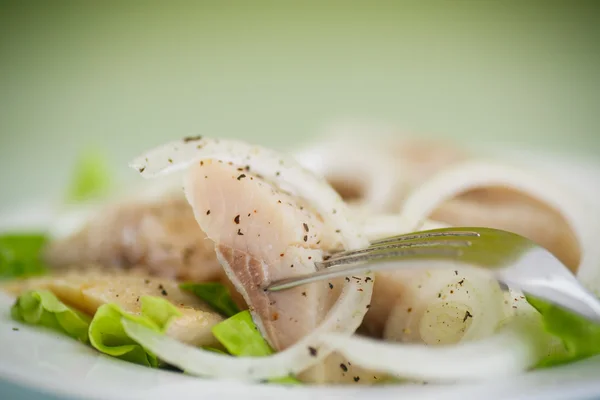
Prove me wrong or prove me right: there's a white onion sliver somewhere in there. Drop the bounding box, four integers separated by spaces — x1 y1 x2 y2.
128 137 373 380
294 139 401 213
397 160 599 283
359 213 449 242
383 268 506 345
320 314 549 382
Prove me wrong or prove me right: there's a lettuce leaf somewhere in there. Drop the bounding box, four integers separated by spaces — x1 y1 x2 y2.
180 282 240 317
212 311 300 384
67 149 113 203
0 234 48 279
212 311 273 356
89 296 181 367
11 290 90 342
528 296 600 367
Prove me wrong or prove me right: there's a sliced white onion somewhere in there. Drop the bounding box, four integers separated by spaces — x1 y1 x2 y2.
319 312 549 382
397 160 600 286
294 138 402 213
127 137 373 380
314 281 550 382
359 213 449 242
383 268 506 346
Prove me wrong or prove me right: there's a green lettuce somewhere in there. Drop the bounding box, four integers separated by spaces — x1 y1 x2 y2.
89 296 181 367
11 290 181 368
212 311 301 384
67 149 113 203
11 290 90 342
180 282 240 317
528 296 600 367
0 234 48 279
212 311 273 356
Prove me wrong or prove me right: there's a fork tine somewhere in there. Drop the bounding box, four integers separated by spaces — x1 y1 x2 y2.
318 239 472 269
323 239 472 264
269 246 465 292
369 230 481 246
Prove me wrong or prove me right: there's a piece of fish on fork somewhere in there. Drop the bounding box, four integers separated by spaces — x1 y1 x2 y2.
266 227 600 323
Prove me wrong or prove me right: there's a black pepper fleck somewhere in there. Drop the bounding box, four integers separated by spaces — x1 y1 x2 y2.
161 289 168 296
302 291 307 297
237 229 244 236
303 223 309 232
340 363 348 372
138 166 146 173
308 347 318 357
234 215 240 224
454 270 458 275
168 158 173 163
237 174 246 180
458 279 464 285
12 327 19 331
463 310 473 322
353 376 360 382
328 282 334 289
183 135 202 142
303 235 308 242
206 210 211 215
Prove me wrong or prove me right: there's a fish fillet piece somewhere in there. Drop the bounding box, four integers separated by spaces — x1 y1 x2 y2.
3 268 223 347
184 159 340 351
391 138 468 190
430 186 580 273
362 193 579 338
363 188 579 336
44 194 223 283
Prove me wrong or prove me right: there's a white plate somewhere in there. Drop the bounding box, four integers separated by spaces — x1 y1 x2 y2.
1 148 600 400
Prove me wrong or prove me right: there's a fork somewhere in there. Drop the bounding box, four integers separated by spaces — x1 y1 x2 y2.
266 227 600 323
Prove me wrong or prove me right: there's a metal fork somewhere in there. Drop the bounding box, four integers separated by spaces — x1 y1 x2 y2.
266 227 600 323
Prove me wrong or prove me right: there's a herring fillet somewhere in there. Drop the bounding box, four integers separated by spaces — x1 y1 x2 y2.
185 159 335 350
43 194 223 283
125 137 373 381
397 161 596 278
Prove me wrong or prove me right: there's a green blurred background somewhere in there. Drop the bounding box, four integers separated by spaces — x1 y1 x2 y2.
1 1 599 209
